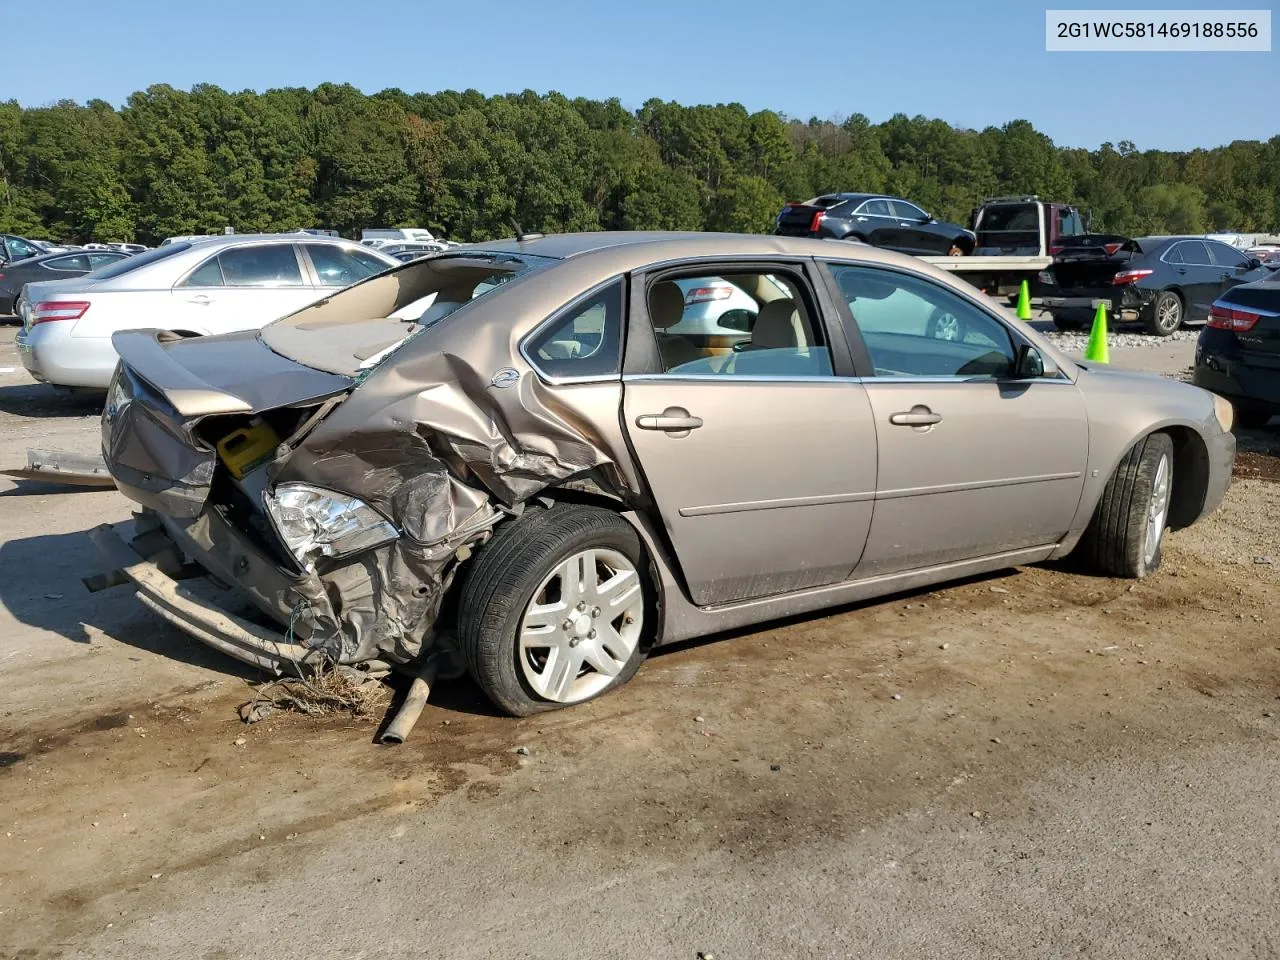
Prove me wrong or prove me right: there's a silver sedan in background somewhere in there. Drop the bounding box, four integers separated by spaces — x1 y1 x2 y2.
17 234 397 389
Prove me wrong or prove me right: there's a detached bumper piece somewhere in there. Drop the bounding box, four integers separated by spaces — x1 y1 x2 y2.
2 448 116 488
89 520 320 676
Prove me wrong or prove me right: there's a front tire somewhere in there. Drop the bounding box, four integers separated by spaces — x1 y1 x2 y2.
1143 290 1183 336
456 504 651 716
1079 432 1174 578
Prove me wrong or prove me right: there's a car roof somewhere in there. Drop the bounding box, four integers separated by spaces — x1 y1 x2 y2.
469 230 917 265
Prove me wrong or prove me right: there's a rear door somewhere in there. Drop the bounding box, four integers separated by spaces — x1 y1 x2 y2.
889 200 942 254
823 260 1088 576
858 199 899 248
621 259 877 606
170 243 315 334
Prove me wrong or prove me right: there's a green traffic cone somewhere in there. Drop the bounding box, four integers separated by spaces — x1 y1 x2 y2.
1085 301 1110 363
1016 279 1032 321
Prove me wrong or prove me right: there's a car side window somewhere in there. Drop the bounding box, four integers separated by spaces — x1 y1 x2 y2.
525 279 624 379
44 255 89 272
214 244 305 287
304 243 385 286
88 253 125 268
828 262 1016 379
644 269 833 378
1164 244 1185 264
859 199 891 217
893 201 926 220
1208 242 1248 268
183 256 225 287
1178 241 1211 266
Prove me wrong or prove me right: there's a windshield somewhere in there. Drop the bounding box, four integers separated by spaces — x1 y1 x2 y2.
259 251 557 377
88 242 192 279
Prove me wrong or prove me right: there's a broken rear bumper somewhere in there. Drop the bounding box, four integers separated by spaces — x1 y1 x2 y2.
89 520 329 676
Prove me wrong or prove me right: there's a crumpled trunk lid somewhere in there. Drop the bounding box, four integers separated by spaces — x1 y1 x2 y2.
103 330 353 517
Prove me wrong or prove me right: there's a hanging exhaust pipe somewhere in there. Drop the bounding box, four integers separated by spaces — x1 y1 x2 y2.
379 656 440 745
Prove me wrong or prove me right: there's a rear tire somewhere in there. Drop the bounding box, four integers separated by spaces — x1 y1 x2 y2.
1079 432 1175 579
947 243 965 257
456 504 651 717
1143 290 1183 337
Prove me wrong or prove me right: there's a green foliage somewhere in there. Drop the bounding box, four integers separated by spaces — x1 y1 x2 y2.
3 86 1277 244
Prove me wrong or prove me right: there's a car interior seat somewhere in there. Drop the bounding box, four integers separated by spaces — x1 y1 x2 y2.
648 281 703 370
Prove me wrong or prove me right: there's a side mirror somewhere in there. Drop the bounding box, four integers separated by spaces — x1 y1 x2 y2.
1246 258 1262 270
1015 344 1046 379
918 213 933 223
717 308 755 332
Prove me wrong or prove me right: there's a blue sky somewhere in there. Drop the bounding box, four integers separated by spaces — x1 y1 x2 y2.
6 0 1277 151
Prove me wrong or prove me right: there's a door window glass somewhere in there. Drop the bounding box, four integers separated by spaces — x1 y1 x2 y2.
305 243 387 286
1207 241 1248 268
645 270 833 377
892 200 927 220
828 263 1016 378
858 199 892 216
525 280 624 379
1176 241 1211 265
88 253 127 268
6 237 39 259
43 255 89 272
1164 244 1185 264
208 244 304 287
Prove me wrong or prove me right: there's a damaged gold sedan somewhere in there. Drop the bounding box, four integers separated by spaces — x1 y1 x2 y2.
93 232 1235 719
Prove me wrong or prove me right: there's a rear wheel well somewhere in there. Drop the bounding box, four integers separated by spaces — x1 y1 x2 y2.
1164 426 1210 529
953 234 976 255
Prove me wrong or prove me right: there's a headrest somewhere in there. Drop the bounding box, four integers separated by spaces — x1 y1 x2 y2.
751 298 801 349
649 282 685 329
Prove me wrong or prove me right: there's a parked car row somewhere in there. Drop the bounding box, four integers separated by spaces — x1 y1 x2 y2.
15 234 398 387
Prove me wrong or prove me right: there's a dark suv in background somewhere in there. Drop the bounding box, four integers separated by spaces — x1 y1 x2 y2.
775 193 975 256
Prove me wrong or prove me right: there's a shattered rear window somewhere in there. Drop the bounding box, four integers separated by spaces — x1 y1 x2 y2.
258 251 557 378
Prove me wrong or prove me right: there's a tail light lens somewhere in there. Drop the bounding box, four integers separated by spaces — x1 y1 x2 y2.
1049 245 1064 255
1111 269 1153 286
1207 303 1261 331
809 211 826 233
684 286 733 304
30 300 90 325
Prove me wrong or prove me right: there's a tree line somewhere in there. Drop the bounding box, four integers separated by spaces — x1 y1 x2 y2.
1 83 1277 245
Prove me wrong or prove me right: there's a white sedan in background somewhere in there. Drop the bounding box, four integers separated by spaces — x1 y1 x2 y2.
17 234 397 389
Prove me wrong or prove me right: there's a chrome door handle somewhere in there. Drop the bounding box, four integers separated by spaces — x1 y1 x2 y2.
890 408 943 427
635 408 703 433
187 295 212 305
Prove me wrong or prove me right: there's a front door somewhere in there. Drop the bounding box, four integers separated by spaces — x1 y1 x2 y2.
1169 240 1224 321
825 261 1089 576
622 263 877 606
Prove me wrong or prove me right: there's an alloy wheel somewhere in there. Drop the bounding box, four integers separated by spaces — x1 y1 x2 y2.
517 547 645 703
1144 453 1171 566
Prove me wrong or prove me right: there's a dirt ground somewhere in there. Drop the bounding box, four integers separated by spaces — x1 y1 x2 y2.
1 323 1278 960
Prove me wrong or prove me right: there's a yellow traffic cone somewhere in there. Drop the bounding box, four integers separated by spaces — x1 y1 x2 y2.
1085 301 1110 363
1016 279 1032 321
